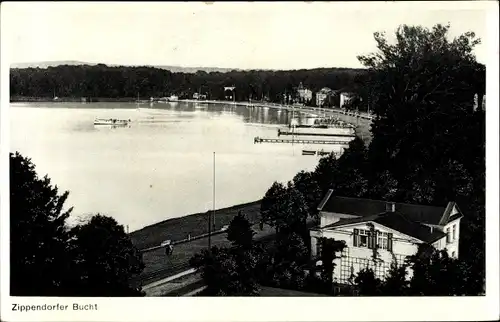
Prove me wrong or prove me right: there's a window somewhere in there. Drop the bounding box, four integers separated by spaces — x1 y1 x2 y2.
452 224 456 241
354 229 393 251
377 232 389 250
446 227 451 243
354 229 369 247
452 251 456 258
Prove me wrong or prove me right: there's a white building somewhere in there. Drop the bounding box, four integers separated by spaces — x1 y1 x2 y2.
316 87 333 107
297 82 313 103
339 92 353 109
309 190 463 283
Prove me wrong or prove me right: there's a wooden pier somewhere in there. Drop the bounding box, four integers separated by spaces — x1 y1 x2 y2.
292 124 354 129
278 129 355 137
302 150 343 157
254 137 350 145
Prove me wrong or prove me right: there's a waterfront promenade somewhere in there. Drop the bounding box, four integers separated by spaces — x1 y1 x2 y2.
179 99 374 142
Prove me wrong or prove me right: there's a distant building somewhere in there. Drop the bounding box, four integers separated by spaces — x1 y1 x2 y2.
339 92 354 109
316 87 334 107
309 190 463 283
297 82 313 103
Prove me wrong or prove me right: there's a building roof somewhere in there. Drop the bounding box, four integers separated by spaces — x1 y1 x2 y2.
322 211 447 243
318 87 333 93
317 191 455 226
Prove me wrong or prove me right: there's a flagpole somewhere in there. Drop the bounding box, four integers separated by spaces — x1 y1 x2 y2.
213 151 216 231
208 152 215 250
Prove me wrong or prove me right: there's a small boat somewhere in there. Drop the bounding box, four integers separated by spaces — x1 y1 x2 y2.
317 150 331 156
94 118 130 126
302 150 316 156
167 95 179 102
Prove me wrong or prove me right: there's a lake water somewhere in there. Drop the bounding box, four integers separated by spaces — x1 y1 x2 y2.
10 102 349 231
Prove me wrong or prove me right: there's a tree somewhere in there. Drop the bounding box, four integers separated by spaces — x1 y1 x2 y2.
318 238 346 287
260 181 288 230
356 23 485 294
10 152 146 296
292 171 323 220
313 137 370 198
10 152 73 296
189 247 260 296
314 152 339 194
266 232 309 290
380 261 409 296
368 170 399 201
406 245 466 296
354 268 382 296
226 211 255 250
359 24 484 182
260 183 309 237
67 214 145 296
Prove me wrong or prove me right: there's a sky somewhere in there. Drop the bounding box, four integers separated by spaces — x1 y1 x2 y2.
1 2 493 70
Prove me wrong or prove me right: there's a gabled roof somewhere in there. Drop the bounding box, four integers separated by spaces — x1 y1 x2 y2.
321 211 447 244
318 191 455 226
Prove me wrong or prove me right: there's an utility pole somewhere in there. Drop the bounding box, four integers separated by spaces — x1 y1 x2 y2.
209 151 215 249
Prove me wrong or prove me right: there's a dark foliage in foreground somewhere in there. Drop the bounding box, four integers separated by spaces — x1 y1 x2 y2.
259 23 486 296
10 152 145 296
190 214 261 296
355 244 472 296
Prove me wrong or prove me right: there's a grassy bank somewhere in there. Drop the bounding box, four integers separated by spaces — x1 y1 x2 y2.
129 200 262 251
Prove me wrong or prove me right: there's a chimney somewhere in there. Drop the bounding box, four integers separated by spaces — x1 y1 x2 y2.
386 202 395 212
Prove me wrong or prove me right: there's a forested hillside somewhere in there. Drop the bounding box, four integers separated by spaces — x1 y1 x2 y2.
10 64 364 102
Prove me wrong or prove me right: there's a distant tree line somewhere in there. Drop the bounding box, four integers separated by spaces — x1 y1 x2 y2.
10 64 364 103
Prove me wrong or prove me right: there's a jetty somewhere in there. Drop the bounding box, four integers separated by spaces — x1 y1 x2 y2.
302 150 343 156
291 124 354 129
278 129 355 138
254 137 350 145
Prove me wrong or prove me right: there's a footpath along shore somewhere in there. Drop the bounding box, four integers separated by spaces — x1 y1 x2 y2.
12 96 373 141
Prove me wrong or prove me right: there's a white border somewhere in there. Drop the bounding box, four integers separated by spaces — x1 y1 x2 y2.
1 2 499 321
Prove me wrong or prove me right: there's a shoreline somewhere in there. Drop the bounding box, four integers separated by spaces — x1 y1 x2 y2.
11 96 373 136
14 97 373 249
129 200 262 251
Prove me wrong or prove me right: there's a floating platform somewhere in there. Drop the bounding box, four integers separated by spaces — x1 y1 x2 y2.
302 150 342 156
291 124 354 129
254 137 350 145
278 129 355 137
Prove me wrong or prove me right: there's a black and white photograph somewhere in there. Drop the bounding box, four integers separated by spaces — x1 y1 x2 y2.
0 1 498 321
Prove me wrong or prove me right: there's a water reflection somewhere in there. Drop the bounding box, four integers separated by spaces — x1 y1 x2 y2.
10 101 335 231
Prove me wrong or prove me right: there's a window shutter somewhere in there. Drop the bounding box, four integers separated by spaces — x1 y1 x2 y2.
316 238 322 257
374 230 379 249
387 233 393 252
367 231 373 249
353 229 359 247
